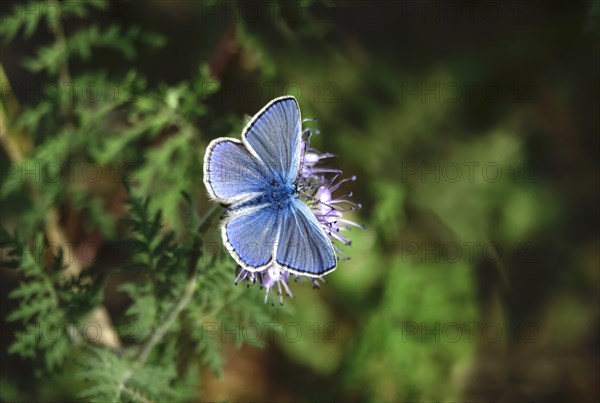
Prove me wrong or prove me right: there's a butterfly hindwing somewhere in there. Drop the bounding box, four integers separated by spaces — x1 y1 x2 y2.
242 96 302 184
222 205 281 270
276 199 337 276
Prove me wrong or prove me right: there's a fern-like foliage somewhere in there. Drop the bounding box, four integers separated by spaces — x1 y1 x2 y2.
118 184 188 340
75 345 181 403
6 233 71 371
2 230 100 372
23 24 165 74
0 0 107 42
1 1 274 400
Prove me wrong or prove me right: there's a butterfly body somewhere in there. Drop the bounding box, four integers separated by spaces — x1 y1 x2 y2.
261 180 295 208
204 96 337 278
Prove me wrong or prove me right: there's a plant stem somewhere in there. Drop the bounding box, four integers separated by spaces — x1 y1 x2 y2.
135 270 198 367
135 203 220 365
117 204 220 395
46 0 72 118
197 204 221 234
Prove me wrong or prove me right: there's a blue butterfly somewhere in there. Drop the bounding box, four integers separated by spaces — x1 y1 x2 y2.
203 96 336 277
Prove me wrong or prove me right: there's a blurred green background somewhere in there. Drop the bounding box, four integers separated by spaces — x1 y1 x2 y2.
1 0 598 401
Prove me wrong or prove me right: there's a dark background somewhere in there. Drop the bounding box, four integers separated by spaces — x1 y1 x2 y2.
1 0 598 401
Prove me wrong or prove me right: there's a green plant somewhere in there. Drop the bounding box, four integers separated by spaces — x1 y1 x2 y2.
1 1 270 400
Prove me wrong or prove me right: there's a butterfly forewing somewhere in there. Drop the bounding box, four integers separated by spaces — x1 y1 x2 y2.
242 97 302 185
204 139 270 204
